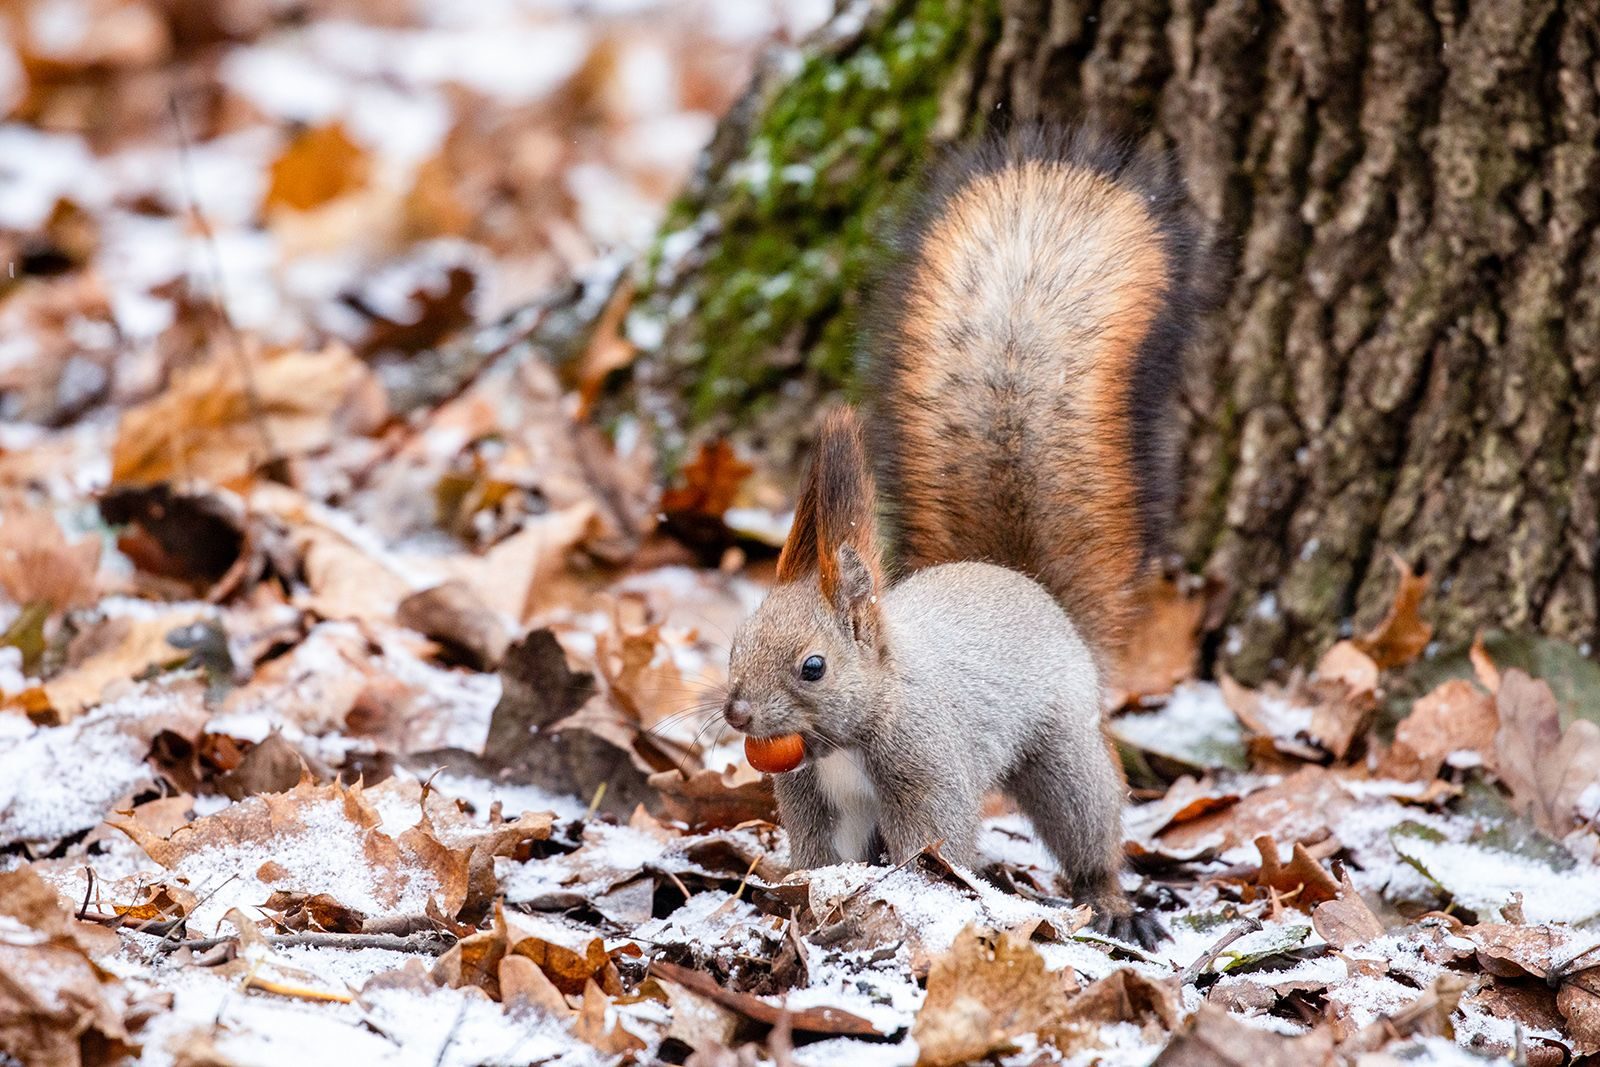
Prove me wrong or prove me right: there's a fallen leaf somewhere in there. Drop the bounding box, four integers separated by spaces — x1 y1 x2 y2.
484 630 656 816
660 439 750 521
1470 631 1502 693
1109 573 1207 706
397 579 511 670
499 954 571 1017
0 867 134 1067
1558 967 1600 1055
264 123 372 213
649 765 776 830
11 610 206 723
1311 870 1385 947
0 507 100 614
1353 553 1432 670
912 925 1074 1066
1308 641 1379 760
111 343 386 488
1150 1002 1335 1067
1381 678 1498 781
98 484 249 593
1494 669 1600 836
1058 968 1181 1035
573 978 647 1054
1459 980 1568 1063
1160 766 1350 855
214 732 310 801
109 777 471 924
1249 837 1339 909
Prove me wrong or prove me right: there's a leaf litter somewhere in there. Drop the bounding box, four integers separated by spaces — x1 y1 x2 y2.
2 1 1599 1065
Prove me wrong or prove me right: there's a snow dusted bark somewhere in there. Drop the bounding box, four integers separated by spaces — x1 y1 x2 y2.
530 0 1600 678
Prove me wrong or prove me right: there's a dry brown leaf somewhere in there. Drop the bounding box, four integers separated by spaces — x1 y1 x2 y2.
212 732 309 801
912 925 1075 1066
504 913 620 997
1558 967 1600 1055
1459 980 1568 1064
1352 553 1432 669
98 484 252 594
1311 870 1385 947
1470 631 1502 693
1160 766 1350 854
660 439 750 520
1057 968 1181 1040
1381 678 1498 781
1250 837 1340 909
109 777 472 920
397 579 510 670
1494 669 1600 836
1150 1002 1336 1067
1308 644 1379 762
0 507 100 613
1464 922 1583 981
10 610 205 723
500 954 571 1017
649 765 776 830
570 275 638 416
264 123 372 213
0 867 134 1067
1108 573 1207 706
437 501 597 624
573 979 647 1054
111 343 385 488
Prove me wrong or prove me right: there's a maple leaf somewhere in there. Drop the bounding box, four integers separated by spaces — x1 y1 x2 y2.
660 439 751 520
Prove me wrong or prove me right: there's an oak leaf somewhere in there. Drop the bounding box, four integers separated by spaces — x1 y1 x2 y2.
1352 553 1432 669
1494 669 1600 836
111 343 385 489
912 925 1074 1066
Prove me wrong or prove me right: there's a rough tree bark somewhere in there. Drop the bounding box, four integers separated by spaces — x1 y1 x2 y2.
459 0 1600 680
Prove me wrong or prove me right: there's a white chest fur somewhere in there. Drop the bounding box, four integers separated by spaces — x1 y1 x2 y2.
814 749 880 862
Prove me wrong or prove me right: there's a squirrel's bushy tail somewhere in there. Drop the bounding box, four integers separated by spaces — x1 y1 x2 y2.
865 126 1202 654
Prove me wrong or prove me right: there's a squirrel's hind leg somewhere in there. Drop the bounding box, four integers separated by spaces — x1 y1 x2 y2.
1005 716 1163 946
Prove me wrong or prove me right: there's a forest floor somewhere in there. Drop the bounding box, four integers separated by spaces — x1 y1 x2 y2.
2 2 1599 1066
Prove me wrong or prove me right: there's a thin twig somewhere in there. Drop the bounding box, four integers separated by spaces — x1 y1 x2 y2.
434 997 471 1067
167 91 278 471
77 866 95 921
1179 916 1264 985
147 929 456 956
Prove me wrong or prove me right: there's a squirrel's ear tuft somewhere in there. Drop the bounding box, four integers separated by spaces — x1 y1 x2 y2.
777 408 883 604
813 408 882 604
775 458 821 584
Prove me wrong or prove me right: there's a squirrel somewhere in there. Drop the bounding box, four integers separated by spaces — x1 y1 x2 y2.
721 126 1200 943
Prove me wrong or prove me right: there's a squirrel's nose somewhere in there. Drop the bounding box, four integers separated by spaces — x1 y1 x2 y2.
724 699 753 730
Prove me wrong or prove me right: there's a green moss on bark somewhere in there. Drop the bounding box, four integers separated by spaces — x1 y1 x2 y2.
615 0 999 458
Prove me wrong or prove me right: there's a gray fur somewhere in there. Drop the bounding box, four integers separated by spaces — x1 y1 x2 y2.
726 559 1130 918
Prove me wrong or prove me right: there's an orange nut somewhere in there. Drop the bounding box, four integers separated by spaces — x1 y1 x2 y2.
744 733 806 774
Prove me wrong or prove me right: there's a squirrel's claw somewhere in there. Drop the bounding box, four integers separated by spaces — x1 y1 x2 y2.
1090 906 1167 950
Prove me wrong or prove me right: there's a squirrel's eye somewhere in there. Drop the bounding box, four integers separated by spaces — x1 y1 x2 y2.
799 655 826 682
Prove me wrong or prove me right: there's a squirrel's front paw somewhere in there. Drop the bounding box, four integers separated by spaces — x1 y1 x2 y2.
1090 907 1166 949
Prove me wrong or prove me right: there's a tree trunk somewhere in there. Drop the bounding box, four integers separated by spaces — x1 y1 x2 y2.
555 0 1600 679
